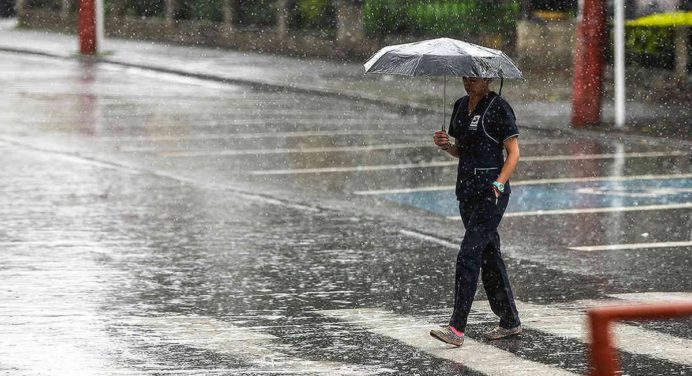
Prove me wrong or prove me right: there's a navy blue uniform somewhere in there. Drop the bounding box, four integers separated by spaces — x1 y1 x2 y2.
446 91 521 332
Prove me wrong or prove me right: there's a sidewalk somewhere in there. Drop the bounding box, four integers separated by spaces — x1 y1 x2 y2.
1 20 688 140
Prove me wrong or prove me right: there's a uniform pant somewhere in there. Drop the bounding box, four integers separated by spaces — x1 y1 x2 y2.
449 175 521 332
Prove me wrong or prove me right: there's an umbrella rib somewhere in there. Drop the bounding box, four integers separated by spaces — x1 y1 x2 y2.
499 52 523 79
412 54 425 76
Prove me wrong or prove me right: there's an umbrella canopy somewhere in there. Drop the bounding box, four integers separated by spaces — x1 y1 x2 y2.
364 37 523 79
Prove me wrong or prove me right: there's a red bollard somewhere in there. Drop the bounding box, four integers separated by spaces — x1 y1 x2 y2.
587 302 692 376
78 0 96 54
571 0 606 127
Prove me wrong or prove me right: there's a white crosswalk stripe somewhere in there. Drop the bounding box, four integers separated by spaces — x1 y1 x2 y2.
127 315 382 375
317 292 692 375
472 299 692 366
318 308 579 376
607 292 692 303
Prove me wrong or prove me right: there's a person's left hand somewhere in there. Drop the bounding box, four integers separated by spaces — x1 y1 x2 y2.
492 186 500 199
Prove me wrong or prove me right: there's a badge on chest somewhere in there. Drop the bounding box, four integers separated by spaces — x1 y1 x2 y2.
469 115 480 131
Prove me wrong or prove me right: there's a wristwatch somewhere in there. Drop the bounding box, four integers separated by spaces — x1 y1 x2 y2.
492 181 505 193
440 142 452 151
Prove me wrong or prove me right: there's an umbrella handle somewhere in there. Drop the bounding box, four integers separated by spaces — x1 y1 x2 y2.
442 75 446 132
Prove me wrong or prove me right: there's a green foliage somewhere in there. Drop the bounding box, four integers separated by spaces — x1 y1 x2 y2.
363 0 410 35
125 0 165 18
25 0 520 37
298 0 326 20
25 0 62 11
59 0 165 18
291 0 337 32
530 0 576 12
236 0 277 27
364 0 519 37
175 0 276 26
625 26 677 69
177 0 224 22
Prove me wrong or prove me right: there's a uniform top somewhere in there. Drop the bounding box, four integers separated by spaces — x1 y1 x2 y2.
447 91 519 198
448 91 519 146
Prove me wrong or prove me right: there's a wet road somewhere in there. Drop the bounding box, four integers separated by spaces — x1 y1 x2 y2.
1 52 690 375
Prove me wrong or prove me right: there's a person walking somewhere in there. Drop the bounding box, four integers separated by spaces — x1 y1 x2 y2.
429 76 522 347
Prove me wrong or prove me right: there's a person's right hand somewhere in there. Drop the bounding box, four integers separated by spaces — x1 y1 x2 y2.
433 130 449 148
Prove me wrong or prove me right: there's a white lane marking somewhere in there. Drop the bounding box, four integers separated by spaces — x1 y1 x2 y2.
112 370 253 375
250 151 689 175
49 154 143 174
444 203 692 219
356 185 456 195
129 315 378 375
353 173 692 195
520 151 688 161
607 292 692 303
577 186 692 198
399 230 458 249
251 161 454 175
98 129 429 141
318 308 578 376
100 118 413 128
110 65 245 92
147 170 321 212
1 136 320 213
236 192 320 212
0 136 143 175
496 203 692 218
121 139 565 154
472 299 692 366
0 240 145 247
158 142 430 157
568 241 692 252
108 134 564 147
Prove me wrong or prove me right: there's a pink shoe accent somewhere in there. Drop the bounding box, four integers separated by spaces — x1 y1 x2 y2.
449 326 464 337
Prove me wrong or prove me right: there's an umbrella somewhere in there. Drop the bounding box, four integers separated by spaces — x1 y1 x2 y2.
364 37 523 130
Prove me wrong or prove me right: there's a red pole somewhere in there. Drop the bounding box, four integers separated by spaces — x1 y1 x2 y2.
78 0 97 54
571 0 606 127
587 302 692 376
588 309 618 376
